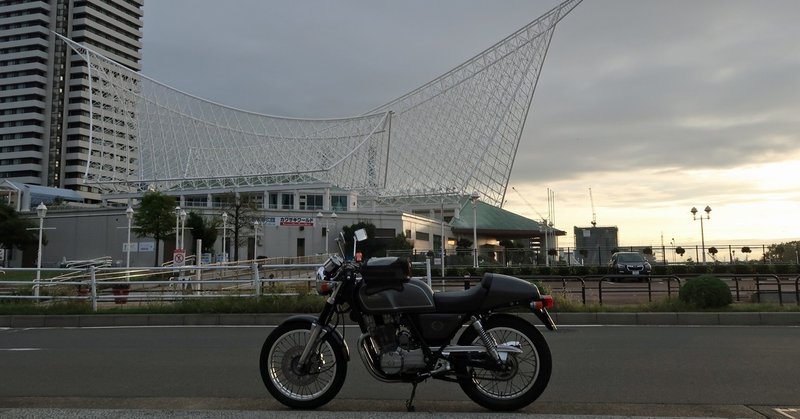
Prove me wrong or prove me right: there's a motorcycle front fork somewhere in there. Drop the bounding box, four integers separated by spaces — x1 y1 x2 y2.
298 301 337 368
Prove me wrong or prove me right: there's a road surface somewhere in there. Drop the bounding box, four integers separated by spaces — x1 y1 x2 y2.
1 324 798 417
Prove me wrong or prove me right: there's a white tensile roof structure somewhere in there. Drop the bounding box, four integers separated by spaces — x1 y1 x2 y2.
62 0 582 209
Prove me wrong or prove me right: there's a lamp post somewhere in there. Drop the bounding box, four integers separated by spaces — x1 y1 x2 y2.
125 206 134 281
470 191 480 268
221 212 228 262
179 209 187 250
174 206 181 251
34 202 47 298
253 220 260 261
691 205 711 264
316 211 338 253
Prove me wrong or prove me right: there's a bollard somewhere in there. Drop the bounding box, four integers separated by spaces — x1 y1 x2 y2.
253 262 261 297
425 259 432 289
90 266 97 312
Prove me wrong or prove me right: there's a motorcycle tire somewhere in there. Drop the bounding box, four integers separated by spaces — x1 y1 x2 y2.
456 314 552 411
259 322 347 409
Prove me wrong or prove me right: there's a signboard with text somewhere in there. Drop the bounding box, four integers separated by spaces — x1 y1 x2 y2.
264 216 316 227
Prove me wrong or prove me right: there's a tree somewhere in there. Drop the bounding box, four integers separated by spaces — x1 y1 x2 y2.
341 222 378 259
387 233 413 253
763 241 800 263
0 203 39 251
186 212 219 254
642 246 653 255
675 246 686 258
708 246 719 261
133 191 176 266
218 192 259 261
740 246 752 261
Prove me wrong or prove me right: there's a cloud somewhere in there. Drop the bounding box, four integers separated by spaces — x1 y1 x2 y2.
141 0 800 243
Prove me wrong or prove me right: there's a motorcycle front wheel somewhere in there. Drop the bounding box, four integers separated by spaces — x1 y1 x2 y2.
456 314 552 411
259 322 347 409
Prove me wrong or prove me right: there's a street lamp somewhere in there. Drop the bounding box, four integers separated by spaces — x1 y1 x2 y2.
179 209 187 250
174 206 181 251
34 202 47 298
470 191 480 268
221 212 228 263
125 206 134 281
691 205 711 264
253 220 260 261
316 211 338 253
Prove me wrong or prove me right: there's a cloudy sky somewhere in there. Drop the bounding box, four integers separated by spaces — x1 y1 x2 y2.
141 0 800 249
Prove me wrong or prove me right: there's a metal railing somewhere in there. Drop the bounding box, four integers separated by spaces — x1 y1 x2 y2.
2 266 798 310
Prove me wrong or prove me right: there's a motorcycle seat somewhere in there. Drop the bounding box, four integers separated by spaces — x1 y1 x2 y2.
433 273 493 313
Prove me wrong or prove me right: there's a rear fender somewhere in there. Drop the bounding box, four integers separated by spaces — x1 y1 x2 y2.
278 314 350 361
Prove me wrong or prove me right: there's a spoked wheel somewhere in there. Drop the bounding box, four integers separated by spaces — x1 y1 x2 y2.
456 314 552 411
259 322 347 409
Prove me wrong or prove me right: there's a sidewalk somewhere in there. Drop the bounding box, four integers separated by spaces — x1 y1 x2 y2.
2 312 799 328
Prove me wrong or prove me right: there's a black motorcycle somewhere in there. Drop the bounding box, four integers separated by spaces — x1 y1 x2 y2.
259 229 557 411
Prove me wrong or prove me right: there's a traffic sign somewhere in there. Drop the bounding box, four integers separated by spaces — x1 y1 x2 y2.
173 249 185 266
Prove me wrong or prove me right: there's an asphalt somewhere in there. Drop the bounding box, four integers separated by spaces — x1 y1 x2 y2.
1 311 799 328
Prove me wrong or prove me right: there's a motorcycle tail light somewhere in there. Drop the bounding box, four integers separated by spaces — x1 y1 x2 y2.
533 295 554 310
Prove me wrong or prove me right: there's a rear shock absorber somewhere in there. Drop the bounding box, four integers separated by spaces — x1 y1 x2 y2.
470 316 501 363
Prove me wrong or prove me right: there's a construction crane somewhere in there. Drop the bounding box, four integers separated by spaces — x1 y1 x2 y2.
589 187 597 227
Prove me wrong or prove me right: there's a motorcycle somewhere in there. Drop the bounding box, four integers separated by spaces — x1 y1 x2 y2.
259 229 557 411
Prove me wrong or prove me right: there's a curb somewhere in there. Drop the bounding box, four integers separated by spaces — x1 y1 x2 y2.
2 312 800 328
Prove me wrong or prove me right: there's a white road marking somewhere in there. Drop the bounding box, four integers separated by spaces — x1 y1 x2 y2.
776 408 800 419
0 348 43 351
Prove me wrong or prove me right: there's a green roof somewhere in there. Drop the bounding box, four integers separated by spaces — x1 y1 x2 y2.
450 200 565 237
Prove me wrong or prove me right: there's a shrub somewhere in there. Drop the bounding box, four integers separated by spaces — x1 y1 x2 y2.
679 275 732 309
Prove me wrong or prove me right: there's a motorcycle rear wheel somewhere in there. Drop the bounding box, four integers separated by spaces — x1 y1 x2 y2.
456 314 552 411
259 322 347 409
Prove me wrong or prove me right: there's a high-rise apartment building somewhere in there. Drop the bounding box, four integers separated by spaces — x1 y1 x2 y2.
0 0 143 201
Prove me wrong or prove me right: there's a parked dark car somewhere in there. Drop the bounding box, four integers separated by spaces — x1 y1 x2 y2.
608 252 651 278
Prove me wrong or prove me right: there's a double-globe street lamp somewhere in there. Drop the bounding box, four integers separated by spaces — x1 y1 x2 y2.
253 220 260 261
691 205 712 264
316 211 338 253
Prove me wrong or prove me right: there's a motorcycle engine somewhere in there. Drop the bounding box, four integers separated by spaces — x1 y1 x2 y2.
365 314 426 374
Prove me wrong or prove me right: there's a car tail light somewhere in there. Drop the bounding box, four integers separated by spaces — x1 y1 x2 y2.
532 295 554 310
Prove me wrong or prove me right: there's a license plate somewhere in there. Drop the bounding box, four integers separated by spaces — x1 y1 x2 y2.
632 271 639 275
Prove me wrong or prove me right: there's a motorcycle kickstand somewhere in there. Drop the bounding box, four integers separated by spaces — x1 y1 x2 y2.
405 381 419 412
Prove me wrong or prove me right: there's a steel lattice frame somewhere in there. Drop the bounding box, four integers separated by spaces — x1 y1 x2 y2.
62 0 581 208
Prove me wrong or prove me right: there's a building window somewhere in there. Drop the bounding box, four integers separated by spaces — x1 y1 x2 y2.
281 194 294 210
268 193 278 209
415 231 429 241
433 235 442 251
331 195 347 212
299 194 323 211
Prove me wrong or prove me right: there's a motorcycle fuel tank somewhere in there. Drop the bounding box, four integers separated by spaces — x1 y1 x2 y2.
357 278 436 313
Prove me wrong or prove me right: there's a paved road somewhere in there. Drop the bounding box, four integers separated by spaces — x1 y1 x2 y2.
1 324 799 418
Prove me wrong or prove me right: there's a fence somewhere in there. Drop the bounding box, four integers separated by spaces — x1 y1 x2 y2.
2 264 798 310
391 243 796 267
